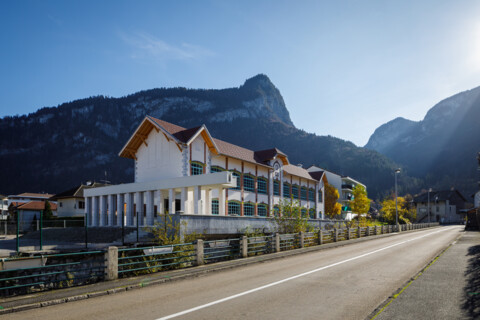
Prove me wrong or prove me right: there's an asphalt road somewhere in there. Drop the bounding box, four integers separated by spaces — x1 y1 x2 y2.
2 226 463 320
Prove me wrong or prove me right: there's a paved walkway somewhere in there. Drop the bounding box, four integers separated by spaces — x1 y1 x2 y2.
372 230 480 319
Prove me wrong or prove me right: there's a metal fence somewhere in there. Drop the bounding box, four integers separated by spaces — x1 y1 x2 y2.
0 251 105 297
204 238 241 263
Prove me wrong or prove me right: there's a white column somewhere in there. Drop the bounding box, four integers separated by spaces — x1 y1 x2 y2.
126 193 134 226
146 190 154 226
116 193 124 226
100 195 108 226
158 190 165 215
218 188 226 216
135 192 144 226
108 194 115 226
92 196 99 226
193 186 201 214
204 188 210 215
85 197 92 226
315 183 320 219
181 187 187 213
169 189 175 214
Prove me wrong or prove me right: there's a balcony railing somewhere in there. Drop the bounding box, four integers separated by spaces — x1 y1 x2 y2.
342 184 354 190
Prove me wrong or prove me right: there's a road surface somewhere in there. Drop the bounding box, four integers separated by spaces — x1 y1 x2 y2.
3 226 463 320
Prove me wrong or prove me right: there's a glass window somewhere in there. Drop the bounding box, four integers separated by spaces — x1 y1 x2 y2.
243 175 255 192
318 190 323 202
212 199 219 215
231 172 241 190
191 162 204 175
244 203 254 216
273 180 280 196
301 208 307 217
257 204 267 217
228 201 241 215
274 205 280 217
79 201 85 209
309 208 315 219
301 187 307 200
292 185 299 199
308 189 315 201
283 182 291 197
258 178 267 194
210 166 223 173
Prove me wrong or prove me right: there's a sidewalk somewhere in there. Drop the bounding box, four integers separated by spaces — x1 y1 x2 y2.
371 230 480 320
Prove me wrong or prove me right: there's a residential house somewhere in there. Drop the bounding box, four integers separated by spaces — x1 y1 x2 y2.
17 201 57 231
84 116 328 228
51 182 108 218
0 194 8 220
413 189 467 224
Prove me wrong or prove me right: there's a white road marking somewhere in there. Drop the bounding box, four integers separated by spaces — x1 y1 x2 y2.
157 227 455 320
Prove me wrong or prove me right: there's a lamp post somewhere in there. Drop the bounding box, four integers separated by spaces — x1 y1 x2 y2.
395 169 401 227
427 188 432 223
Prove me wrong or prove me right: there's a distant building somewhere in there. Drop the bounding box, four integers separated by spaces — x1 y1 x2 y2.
17 201 57 231
307 166 366 220
8 192 55 208
413 189 467 224
51 182 108 217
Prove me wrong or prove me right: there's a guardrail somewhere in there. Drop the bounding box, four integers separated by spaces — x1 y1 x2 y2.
1 222 439 297
0 250 105 297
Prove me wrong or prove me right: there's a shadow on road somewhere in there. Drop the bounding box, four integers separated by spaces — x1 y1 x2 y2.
463 243 480 318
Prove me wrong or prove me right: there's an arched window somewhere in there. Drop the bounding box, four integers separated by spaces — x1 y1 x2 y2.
292 185 299 199
257 204 268 217
257 177 267 194
190 162 204 176
273 180 280 196
301 187 307 200
283 182 291 197
273 205 280 217
210 166 224 173
243 175 255 192
244 202 255 216
228 201 241 215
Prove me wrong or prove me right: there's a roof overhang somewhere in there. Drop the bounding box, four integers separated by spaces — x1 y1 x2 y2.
186 125 220 156
119 116 183 159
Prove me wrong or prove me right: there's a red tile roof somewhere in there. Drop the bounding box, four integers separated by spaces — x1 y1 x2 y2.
18 201 57 211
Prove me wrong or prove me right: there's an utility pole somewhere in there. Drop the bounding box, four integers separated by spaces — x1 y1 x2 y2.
395 169 401 227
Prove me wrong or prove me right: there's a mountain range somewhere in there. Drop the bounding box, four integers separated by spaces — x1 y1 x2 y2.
366 85 480 198
0 74 420 200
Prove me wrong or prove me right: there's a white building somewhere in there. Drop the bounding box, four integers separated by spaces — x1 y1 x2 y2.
84 116 328 227
307 166 366 220
0 195 8 220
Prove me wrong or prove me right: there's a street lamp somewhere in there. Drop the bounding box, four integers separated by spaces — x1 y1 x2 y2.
395 168 401 227
427 188 432 223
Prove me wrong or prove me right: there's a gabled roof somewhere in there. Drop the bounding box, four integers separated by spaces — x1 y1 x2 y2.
308 170 325 181
254 148 289 165
18 201 57 211
414 189 467 203
50 183 109 200
283 164 316 181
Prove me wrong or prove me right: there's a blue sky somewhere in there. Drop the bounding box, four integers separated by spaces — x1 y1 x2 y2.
1 0 480 146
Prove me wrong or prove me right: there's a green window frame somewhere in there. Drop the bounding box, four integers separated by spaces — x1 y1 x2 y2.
301 208 307 217
212 199 219 215
231 171 241 190
228 201 241 215
309 208 316 219
273 180 280 196
308 188 315 201
318 190 323 202
210 166 224 173
283 182 291 197
301 187 307 200
257 204 267 217
244 202 255 216
257 177 267 194
190 161 204 176
292 185 299 199
243 174 255 192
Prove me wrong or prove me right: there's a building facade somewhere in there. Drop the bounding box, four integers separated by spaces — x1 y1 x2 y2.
84 116 328 227
414 189 467 224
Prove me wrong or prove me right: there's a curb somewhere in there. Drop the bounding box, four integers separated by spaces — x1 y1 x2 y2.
0 226 442 315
